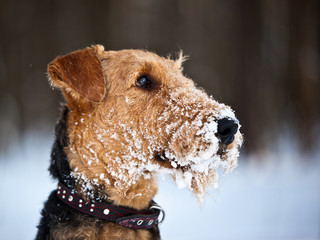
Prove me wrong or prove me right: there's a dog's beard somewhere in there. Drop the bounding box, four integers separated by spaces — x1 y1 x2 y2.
162 130 242 203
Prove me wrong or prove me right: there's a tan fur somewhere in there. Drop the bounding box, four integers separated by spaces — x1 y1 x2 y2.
48 45 242 239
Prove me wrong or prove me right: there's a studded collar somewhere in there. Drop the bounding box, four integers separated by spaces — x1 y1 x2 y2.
56 182 165 229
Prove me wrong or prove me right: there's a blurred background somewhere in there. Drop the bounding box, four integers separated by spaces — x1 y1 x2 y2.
0 0 319 239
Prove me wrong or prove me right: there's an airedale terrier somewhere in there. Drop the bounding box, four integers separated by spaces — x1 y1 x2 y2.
36 45 242 240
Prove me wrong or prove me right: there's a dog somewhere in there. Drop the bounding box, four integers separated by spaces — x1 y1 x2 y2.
36 45 242 240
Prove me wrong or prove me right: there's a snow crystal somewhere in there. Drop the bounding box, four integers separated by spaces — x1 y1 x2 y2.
171 161 177 168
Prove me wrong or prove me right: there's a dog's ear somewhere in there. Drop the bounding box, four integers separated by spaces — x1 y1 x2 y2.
48 45 106 103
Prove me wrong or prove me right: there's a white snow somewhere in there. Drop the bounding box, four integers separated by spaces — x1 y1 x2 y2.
0 132 319 240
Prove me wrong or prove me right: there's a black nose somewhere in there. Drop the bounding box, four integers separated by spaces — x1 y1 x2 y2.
217 118 238 145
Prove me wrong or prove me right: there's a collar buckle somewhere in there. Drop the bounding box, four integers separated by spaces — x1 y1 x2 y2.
150 203 165 225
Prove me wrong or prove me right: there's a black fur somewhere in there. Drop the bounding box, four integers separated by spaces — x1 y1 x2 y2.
35 107 160 239
48 107 74 188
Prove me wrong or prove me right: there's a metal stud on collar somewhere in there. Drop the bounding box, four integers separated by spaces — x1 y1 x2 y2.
103 209 110 215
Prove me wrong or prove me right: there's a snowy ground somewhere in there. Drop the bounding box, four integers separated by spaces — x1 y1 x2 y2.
0 131 319 240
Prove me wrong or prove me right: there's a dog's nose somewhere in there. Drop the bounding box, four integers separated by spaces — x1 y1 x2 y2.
217 118 238 145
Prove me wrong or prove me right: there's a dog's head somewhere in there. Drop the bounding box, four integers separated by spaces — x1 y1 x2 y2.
49 45 242 205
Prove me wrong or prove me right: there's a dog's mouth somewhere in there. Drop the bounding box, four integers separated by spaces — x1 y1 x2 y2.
154 151 168 162
154 151 176 169
154 141 229 167
154 151 193 174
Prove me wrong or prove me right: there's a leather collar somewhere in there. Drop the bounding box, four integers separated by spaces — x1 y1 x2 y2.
56 182 165 229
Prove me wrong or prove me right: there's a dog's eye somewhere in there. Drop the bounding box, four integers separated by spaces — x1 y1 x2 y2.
136 75 152 89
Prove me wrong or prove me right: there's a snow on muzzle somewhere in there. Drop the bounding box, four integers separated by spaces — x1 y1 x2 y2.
159 102 240 168
154 99 242 201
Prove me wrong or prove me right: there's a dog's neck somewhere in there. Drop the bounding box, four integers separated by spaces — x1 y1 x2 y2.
49 106 157 210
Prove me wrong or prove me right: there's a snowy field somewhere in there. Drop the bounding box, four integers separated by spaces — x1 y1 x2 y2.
0 131 319 240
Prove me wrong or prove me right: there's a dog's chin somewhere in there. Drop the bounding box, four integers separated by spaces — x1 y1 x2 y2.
153 137 241 203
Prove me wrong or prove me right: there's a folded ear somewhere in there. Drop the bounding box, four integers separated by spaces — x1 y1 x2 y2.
48 45 106 103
